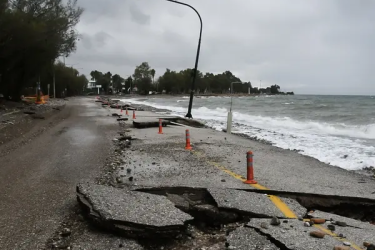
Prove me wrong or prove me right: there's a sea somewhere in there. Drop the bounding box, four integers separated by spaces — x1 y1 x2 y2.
122 95 375 171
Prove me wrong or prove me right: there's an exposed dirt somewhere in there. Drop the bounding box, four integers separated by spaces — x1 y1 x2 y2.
0 99 66 156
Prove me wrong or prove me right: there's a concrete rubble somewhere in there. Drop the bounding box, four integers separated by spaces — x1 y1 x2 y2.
248 218 343 250
76 183 193 238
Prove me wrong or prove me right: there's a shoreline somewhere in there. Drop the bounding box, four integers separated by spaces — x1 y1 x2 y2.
112 95 375 179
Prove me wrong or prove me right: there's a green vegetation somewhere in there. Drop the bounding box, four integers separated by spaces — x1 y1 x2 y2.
91 62 293 95
0 0 86 99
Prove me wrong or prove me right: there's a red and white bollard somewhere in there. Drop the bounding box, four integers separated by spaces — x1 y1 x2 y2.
126 107 129 115
244 151 257 184
185 129 192 150
132 110 136 119
158 119 163 134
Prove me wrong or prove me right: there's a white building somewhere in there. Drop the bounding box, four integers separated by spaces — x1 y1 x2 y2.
87 80 96 89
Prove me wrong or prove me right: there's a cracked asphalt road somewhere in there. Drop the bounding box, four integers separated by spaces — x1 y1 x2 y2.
0 97 117 250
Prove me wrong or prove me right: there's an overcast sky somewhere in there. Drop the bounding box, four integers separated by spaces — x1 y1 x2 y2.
67 0 375 95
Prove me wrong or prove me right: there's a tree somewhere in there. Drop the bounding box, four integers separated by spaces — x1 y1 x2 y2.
125 76 133 93
270 84 280 94
133 62 153 94
112 74 124 93
90 62 291 95
150 69 155 84
36 61 87 97
0 0 83 100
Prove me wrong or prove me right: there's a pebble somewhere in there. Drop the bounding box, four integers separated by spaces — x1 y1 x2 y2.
335 221 347 227
311 218 325 224
364 242 374 247
309 231 325 238
333 246 349 250
270 216 280 226
343 242 351 246
327 224 335 231
304 222 311 227
338 233 345 238
221 179 226 182
298 215 303 221
260 222 269 229
60 228 71 237
128 176 133 181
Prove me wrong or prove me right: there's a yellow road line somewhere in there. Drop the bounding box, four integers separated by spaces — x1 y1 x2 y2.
195 149 364 248
313 224 362 250
195 152 297 219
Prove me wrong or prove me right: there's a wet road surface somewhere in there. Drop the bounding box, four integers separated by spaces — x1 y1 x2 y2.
0 98 117 249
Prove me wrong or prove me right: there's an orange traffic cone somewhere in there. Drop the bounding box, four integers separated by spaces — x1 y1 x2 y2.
158 119 163 134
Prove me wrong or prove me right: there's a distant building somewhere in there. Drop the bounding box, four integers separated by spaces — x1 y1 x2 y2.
87 80 96 89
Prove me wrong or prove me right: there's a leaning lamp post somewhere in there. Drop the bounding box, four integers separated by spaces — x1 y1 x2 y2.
165 0 202 119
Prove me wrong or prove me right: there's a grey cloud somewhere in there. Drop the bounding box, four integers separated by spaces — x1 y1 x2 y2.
69 0 375 95
129 3 150 25
94 31 112 47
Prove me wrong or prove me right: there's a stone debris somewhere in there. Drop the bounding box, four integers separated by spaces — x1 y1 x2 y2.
333 246 350 250
60 228 71 237
226 226 280 250
343 241 351 246
248 219 342 250
270 216 281 226
207 188 306 218
335 221 347 227
309 210 375 231
311 218 326 224
309 231 326 238
76 183 193 238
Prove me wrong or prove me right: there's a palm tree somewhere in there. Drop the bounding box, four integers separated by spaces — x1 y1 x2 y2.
150 69 155 84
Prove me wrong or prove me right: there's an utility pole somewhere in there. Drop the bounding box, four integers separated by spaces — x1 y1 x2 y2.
52 60 56 98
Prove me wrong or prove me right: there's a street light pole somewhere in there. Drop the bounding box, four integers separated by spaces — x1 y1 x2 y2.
165 0 202 119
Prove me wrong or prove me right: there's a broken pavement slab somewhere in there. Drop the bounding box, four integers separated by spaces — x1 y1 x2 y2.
308 210 375 231
248 218 343 250
133 118 171 128
76 183 193 238
227 226 280 250
308 210 375 246
207 188 307 218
